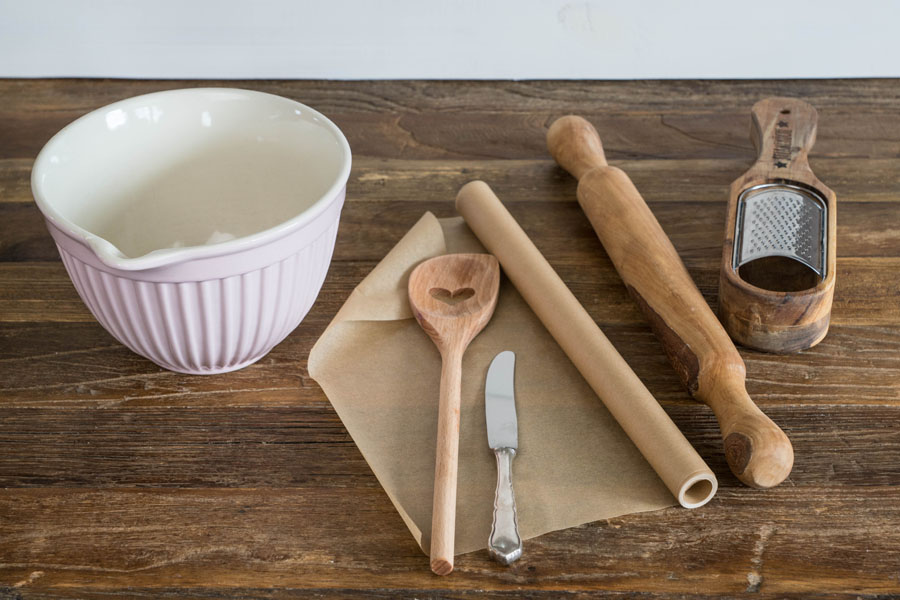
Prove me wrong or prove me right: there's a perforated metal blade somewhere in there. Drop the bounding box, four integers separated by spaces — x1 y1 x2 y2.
733 183 827 279
485 351 517 451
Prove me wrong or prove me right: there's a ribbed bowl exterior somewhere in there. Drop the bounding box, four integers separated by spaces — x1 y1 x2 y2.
49 192 343 375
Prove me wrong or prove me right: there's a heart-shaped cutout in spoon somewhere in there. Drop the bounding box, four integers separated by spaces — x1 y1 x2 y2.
429 287 475 305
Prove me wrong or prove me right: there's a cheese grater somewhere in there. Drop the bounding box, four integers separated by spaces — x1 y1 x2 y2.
719 98 836 353
734 182 827 281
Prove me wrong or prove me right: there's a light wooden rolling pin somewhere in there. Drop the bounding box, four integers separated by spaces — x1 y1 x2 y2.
546 115 793 489
457 181 717 508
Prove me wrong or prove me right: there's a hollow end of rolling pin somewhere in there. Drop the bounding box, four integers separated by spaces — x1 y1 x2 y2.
678 472 718 509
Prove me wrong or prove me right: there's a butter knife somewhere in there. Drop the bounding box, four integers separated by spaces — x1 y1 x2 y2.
485 350 522 564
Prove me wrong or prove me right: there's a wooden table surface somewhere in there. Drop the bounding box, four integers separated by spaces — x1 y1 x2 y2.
2 79 899 599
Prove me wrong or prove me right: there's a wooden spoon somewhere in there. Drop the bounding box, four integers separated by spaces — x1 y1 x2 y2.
408 253 500 575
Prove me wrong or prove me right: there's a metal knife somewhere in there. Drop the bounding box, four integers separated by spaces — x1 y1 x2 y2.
484 350 522 564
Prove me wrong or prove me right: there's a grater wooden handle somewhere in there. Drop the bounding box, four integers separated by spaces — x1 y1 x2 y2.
547 115 794 489
750 97 818 176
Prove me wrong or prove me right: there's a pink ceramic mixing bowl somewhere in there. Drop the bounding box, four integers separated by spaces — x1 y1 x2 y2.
31 88 351 374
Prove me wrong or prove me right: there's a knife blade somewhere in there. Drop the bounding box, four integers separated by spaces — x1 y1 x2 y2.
484 350 522 564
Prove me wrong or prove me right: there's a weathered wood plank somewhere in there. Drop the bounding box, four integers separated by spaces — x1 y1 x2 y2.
5 79 899 116
0 591 890 600
4 185 898 264
0 403 898 489
1 321 898 409
1 487 899 596
5 107 897 162
0 406 365 488
8 156 900 206
0 159 32 203
3 252 898 328
2 80 900 161
4 79 900 115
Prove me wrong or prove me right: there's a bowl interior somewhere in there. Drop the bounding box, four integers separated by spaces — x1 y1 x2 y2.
33 89 349 260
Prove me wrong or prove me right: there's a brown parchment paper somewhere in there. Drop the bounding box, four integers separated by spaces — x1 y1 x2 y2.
308 212 676 555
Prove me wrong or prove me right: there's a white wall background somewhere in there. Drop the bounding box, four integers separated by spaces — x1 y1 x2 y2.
1 0 897 79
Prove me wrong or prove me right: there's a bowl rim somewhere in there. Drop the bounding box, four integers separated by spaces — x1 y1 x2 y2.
31 87 352 272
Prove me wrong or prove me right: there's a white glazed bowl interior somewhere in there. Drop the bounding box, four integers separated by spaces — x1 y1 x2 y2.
33 88 351 269
31 88 351 374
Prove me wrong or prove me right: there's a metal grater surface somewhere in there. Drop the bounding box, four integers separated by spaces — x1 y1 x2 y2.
733 183 827 278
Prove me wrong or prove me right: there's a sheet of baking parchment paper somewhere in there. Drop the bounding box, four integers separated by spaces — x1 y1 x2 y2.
308 212 676 555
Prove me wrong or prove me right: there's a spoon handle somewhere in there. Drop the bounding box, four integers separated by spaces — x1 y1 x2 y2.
430 347 463 576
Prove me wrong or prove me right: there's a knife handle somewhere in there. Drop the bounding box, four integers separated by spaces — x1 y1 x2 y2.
489 447 522 565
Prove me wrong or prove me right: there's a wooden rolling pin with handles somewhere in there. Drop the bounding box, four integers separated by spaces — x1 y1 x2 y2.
547 115 793 488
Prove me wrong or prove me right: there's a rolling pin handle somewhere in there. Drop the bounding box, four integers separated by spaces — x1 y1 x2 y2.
547 115 608 180
706 376 794 489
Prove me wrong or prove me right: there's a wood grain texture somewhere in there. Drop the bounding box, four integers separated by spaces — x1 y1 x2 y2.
1 78 899 598
408 253 500 574
719 98 837 353
548 115 792 488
